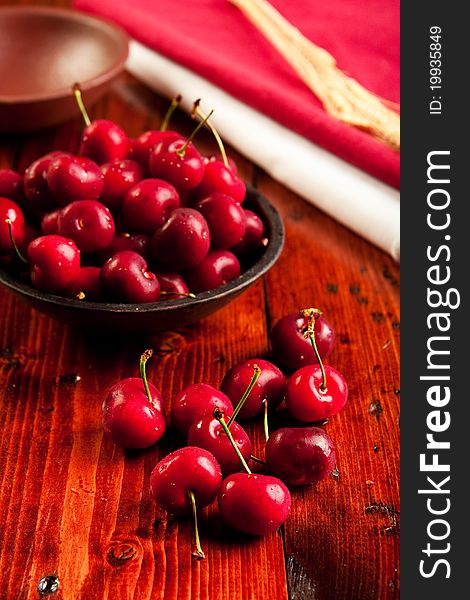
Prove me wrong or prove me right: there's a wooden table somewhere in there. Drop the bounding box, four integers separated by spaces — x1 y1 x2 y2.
0 21 400 600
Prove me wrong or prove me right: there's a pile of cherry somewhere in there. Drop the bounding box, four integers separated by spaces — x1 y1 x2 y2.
103 308 347 559
0 91 265 301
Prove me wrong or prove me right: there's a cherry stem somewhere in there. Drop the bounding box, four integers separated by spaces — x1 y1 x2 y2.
263 399 269 442
250 454 267 466
214 409 252 475
227 365 261 427
72 83 91 127
139 349 154 404
159 290 196 299
160 94 182 132
176 109 214 158
191 100 228 168
187 490 205 560
303 308 327 392
5 219 27 264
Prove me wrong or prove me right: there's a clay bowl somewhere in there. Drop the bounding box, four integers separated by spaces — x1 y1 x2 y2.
0 6 129 133
0 187 284 334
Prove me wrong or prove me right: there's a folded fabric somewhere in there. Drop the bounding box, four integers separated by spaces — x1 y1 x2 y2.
126 41 400 261
74 0 400 189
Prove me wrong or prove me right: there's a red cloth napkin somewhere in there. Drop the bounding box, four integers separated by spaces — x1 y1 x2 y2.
74 0 400 188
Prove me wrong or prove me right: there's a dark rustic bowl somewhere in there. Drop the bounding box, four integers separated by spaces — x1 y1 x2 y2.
0 187 284 333
0 6 129 133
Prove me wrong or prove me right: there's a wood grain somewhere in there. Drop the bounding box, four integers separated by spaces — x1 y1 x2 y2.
0 11 399 598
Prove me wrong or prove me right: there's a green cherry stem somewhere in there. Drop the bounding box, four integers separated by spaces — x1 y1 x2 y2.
139 349 154 404
303 308 327 392
214 409 252 474
263 399 269 442
176 109 215 159
187 490 205 560
5 219 27 263
72 83 91 127
250 454 267 466
227 365 261 427
191 99 228 168
160 94 182 132
159 290 196 299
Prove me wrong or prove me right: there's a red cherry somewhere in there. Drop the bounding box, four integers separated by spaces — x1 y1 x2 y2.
102 350 165 448
0 169 25 207
96 232 150 264
195 193 246 248
195 160 246 203
79 119 129 165
47 154 104 206
221 358 286 419
285 364 348 422
41 209 61 235
149 137 204 192
0 198 25 256
28 235 80 294
265 426 336 486
218 472 291 535
151 208 210 271
231 209 265 255
101 250 160 303
100 159 144 212
23 151 68 212
150 446 222 516
185 249 241 293
121 178 180 233
132 130 181 169
270 312 335 371
156 271 191 300
69 266 103 301
57 200 115 253
171 383 233 436
188 415 252 476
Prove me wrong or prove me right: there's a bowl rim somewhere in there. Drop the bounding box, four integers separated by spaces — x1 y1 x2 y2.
0 187 284 315
0 5 129 104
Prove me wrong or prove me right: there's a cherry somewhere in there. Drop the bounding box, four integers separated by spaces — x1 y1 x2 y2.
218 472 291 535
100 159 144 212
285 364 348 422
101 250 160 303
194 160 246 203
28 235 80 294
23 151 68 212
0 198 25 256
150 208 210 271
150 446 222 559
171 383 233 437
149 110 212 192
156 272 193 300
121 178 180 234
265 426 336 486
188 414 252 476
271 310 335 371
41 209 61 235
231 209 265 255
0 169 25 207
185 249 241 293
69 266 103 301
96 232 150 263
221 358 286 419
57 200 115 253
195 193 246 248
102 349 165 448
47 154 104 206
74 84 129 164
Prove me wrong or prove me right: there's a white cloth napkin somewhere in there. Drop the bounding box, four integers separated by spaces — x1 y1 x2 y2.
126 41 400 261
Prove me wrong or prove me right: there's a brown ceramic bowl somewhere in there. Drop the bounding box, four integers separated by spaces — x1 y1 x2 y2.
0 187 284 333
0 6 129 133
